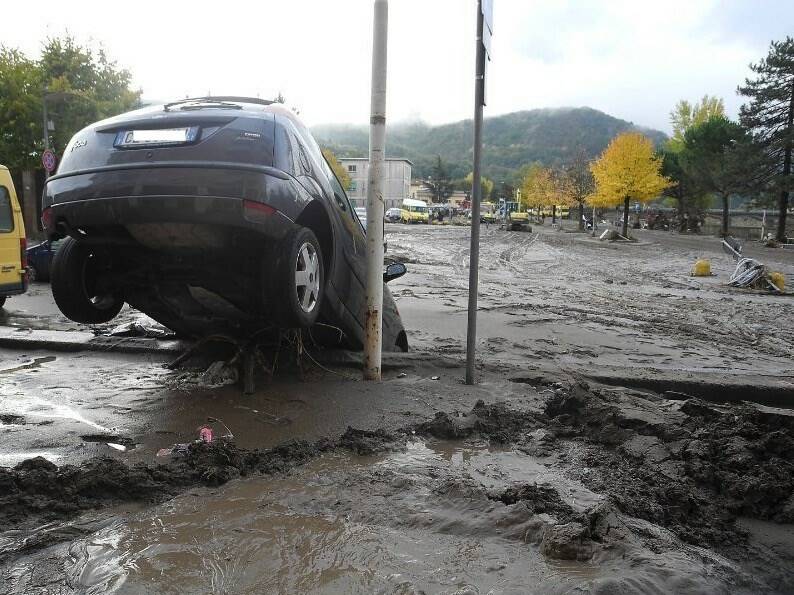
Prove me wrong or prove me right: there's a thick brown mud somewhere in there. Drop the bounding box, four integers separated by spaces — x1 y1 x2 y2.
3 382 794 592
3 225 794 593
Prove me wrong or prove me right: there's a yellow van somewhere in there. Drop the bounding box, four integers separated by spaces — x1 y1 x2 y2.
400 198 429 224
0 165 27 308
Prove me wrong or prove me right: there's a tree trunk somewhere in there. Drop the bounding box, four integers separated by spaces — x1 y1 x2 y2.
677 188 686 219
622 197 630 238
552 205 557 224
777 81 793 243
578 202 584 231
721 194 730 237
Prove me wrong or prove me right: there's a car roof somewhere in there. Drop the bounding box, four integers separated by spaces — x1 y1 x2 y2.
92 97 303 130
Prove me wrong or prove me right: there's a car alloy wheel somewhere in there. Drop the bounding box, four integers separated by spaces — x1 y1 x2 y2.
295 242 320 314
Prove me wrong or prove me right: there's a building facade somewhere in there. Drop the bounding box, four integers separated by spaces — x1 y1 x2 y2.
339 158 412 209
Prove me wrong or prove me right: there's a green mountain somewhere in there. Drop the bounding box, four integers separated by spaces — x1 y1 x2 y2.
313 107 667 183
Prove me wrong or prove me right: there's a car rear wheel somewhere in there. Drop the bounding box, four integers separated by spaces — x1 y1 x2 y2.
273 227 324 328
0 297 5 309
51 237 124 324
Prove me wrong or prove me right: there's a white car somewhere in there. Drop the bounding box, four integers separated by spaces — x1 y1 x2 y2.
355 207 367 229
353 206 387 252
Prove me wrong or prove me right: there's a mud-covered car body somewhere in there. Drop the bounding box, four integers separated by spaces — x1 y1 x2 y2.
42 98 407 350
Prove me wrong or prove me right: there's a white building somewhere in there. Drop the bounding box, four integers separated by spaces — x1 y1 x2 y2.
339 158 412 209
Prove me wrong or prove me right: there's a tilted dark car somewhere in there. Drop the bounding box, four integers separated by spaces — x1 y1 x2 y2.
42 97 408 351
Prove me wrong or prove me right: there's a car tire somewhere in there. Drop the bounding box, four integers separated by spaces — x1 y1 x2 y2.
0 296 5 309
272 227 324 328
50 237 124 324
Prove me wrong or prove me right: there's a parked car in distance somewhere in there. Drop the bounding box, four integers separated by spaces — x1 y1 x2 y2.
42 97 408 350
385 207 401 223
354 207 367 228
26 239 64 282
0 165 27 308
400 198 429 224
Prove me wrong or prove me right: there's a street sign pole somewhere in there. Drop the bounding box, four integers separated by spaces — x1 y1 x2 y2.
42 95 50 180
363 0 388 381
465 0 490 385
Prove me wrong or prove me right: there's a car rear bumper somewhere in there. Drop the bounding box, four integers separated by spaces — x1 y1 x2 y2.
42 164 302 239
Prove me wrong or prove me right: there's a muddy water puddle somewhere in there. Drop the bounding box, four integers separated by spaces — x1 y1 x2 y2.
59 441 736 595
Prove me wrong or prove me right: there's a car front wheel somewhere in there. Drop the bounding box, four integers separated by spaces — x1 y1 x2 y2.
50 237 124 324
273 227 324 328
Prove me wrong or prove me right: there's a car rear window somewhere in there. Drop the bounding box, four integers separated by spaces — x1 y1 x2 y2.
0 187 14 233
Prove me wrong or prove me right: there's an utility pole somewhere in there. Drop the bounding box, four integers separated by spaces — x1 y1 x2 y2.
465 0 491 385
363 0 388 381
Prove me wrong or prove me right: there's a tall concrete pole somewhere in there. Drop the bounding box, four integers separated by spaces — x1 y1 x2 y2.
363 0 388 381
465 0 486 385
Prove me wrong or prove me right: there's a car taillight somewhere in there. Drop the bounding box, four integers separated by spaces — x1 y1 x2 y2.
243 200 277 224
20 238 27 270
41 207 53 231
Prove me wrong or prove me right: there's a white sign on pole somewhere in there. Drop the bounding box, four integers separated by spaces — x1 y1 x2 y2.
480 0 493 105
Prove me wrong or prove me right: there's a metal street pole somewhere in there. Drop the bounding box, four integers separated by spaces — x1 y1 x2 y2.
363 0 388 381
465 0 487 385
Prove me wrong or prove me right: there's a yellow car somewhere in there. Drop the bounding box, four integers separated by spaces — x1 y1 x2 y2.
400 198 429 224
0 165 28 308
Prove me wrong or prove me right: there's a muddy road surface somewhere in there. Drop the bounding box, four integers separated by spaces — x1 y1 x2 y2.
2 223 794 594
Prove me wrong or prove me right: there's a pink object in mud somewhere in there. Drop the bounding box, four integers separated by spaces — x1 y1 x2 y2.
199 426 213 442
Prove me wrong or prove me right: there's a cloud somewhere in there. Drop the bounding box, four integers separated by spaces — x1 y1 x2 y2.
1 0 789 133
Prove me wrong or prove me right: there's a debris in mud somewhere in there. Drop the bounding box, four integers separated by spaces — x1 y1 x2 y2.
0 414 24 425
729 257 785 292
338 427 406 455
415 399 541 443
493 483 575 517
540 522 594 560
108 317 175 339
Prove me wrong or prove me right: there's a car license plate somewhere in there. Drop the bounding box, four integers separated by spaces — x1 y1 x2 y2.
116 127 198 147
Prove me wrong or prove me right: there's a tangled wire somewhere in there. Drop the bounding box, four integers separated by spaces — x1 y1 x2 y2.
729 257 782 292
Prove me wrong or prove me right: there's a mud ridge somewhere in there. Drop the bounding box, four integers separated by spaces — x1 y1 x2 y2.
0 439 333 543
544 382 794 546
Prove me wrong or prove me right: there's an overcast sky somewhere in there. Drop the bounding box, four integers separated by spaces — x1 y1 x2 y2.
3 0 792 132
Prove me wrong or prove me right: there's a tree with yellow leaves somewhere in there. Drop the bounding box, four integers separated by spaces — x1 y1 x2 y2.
589 132 671 238
520 165 577 223
521 165 553 215
321 147 351 191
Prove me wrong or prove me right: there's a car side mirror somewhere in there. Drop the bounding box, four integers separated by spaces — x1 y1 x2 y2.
383 262 406 283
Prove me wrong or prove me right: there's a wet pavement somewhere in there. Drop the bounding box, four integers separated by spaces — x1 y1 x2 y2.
2 222 794 593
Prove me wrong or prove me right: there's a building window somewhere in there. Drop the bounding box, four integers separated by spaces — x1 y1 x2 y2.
349 181 357 192
347 164 356 172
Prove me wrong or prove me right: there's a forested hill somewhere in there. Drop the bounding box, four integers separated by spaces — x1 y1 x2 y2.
312 107 667 183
